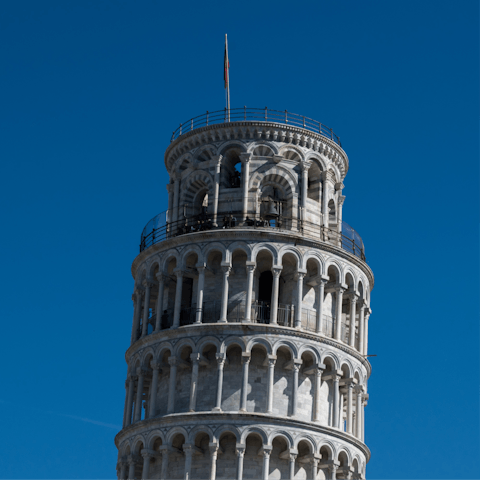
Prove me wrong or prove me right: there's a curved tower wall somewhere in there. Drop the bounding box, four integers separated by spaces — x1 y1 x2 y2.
115 117 374 480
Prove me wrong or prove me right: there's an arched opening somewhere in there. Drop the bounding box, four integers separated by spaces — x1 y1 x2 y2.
243 433 264 480
222 344 243 411
270 435 290 479
148 437 163 478
246 344 268 412
296 440 313 480
273 346 293 417
253 249 274 323
168 434 186 480
156 349 172 416
318 445 333 480
196 344 218 411
298 351 316 422
227 249 248 322
215 432 237 479
191 432 210 479
230 161 241 188
322 357 336 427
203 250 224 322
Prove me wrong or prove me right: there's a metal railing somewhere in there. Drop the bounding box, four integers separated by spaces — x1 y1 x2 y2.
170 107 341 147
139 209 366 261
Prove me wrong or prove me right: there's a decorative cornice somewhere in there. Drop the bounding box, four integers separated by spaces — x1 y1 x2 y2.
131 228 374 288
114 412 371 461
164 122 349 180
124 321 372 378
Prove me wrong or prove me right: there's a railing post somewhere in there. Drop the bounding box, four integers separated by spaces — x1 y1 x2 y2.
206 111 209 125
285 110 288 123
303 116 305 127
224 107 227 122
244 105 246 120
265 106 267 120
330 128 333 139
179 123 182 135
171 132 174 142
319 123 322 134
191 119 193 131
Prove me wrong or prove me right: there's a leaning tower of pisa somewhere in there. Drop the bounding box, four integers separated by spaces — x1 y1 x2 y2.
115 108 373 480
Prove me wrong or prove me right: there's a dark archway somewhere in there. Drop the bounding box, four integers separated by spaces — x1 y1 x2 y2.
258 271 273 302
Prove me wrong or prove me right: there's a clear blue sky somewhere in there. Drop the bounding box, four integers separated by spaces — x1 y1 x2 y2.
0 1 478 478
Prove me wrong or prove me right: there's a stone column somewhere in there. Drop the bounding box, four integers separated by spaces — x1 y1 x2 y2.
332 373 341 428
173 175 180 224
291 359 303 417
183 444 194 480
295 271 307 328
131 290 143 345
346 381 354 434
212 156 222 226
134 369 145 422
301 163 310 220
159 447 170 480
195 264 206 324
154 274 165 332
261 447 272 480
167 357 178 414
240 153 252 222
142 281 153 337
167 183 174 222
219 265 231 323
362 394 369 442
358 303 366 354
311 457 319 480
149 362 160 418
266 355 277 414
119 461 127 480
336 190 345 233
321 172 330 228
240 352 251 411
125 375 136 426
348 294 358 348
142 451 152 479
334 286 345 341
213 353 226 411
354 386 363 439
173 269 184 328
316 276 328 333
244 262 256 322
127 456 136 480
289 452 297 480
209 443 219 480
329 463 337 480
189 353 201 412
363 309 371 355
313 365 326 422
270 266 282 325
235 445 246 480
122 380 130 427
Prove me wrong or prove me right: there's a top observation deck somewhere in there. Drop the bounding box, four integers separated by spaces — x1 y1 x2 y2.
169 107 342 146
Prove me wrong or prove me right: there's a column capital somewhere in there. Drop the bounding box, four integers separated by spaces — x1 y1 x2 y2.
335 181 345 191
239 152 252 163
354 384 364 395
347 292 360 302
260 445 273 457
245 261 256 273
168 356 178 367
195 262 207 272
150 362 161 371
335 283 348 293
300 161 310 173
173 268 184 279
190 353 201 363
221 264 232 275
208 442 219 454
215 353 226 365
128 374 137 383
294 269 307 281
155 272 165 282
136 367 146 377
235 443 246 455
271 265 283 277
267 354 277 366
241 352 251 363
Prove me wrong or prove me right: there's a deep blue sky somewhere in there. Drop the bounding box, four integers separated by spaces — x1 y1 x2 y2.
0 1 478 478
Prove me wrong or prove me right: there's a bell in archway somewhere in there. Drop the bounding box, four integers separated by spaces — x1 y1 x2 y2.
265 199 279 219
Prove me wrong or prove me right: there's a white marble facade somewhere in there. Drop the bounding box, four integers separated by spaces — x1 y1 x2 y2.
116 119 374 480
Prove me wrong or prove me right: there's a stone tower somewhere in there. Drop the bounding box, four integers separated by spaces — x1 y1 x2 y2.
115 108 373 480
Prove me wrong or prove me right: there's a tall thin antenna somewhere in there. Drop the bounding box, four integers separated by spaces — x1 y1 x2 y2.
224 34 230 121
